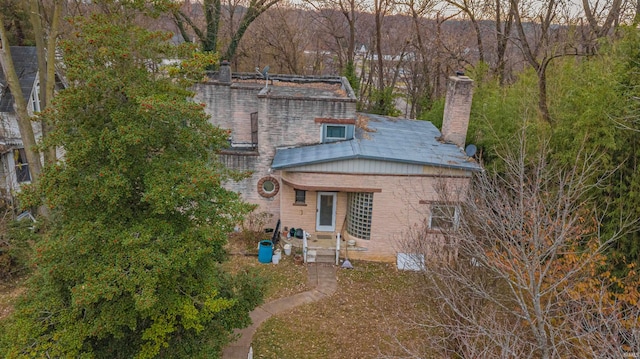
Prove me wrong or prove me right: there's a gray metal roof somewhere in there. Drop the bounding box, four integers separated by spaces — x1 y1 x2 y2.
272 113 482 172
0 47 38 113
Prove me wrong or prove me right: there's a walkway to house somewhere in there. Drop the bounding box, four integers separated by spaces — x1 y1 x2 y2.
221 263 338 359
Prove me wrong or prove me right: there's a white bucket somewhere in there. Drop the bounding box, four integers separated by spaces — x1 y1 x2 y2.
284 244 292 256
272 254 280 264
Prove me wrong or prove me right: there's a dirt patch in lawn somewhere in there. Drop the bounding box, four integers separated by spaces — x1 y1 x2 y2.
251 261 432 358
0 277 26 321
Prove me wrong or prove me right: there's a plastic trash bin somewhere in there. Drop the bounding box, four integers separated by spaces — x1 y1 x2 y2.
258 240 273 263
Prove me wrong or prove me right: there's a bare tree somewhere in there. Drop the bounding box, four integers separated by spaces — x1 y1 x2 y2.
304 0 364 71
395 130 640 358
581 0 623 55
248 4 311 74
444 0 486 63
509 0 577 123
170 0 281 63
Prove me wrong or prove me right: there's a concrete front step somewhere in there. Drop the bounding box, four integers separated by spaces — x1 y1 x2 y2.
314 254 336 264
308 247 336 256
306 249 336 264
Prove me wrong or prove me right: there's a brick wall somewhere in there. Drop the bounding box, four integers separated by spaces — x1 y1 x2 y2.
196 79 357 230
193 83 261 143
441 75 474 149
280 171 471 262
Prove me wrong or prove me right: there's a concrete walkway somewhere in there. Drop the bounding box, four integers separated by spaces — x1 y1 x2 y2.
221 263 337 359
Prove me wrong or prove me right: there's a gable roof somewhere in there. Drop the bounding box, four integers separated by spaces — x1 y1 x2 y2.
272 113 481 172
0 47 38 113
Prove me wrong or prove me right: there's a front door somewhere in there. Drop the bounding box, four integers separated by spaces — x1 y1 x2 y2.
316 192 337 232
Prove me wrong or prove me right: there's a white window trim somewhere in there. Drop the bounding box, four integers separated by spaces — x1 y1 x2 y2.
30 81 41 113
428 203 460 230
323 124 347 142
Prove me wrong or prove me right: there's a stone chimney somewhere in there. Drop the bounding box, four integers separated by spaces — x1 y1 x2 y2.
441 74 474 148
219 60 231 84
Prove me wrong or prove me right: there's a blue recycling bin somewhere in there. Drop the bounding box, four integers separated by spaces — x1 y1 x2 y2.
258 240 273 263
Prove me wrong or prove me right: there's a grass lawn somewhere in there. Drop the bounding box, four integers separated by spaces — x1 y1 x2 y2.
223 252 310 302
1 236 430 358
251 260 431 358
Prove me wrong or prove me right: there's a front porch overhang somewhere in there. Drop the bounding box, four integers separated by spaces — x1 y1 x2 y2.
280 175 381 193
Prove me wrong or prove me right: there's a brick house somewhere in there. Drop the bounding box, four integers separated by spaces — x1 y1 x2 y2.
194 62 481 262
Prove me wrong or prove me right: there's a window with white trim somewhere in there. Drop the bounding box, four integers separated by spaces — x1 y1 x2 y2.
14 148 31 183
429 203 459 230
322 124 355 143
30 82 40 113
346 192 374 240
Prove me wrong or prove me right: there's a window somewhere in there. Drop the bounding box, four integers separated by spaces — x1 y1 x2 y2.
257 176 279 198
14 149 31 183
346 192 374 240
295 189 306 204
326 125 346 139
323 124 348 142
262 180 275 192
30 82 40 112
321 123 355 143
429 203 459 230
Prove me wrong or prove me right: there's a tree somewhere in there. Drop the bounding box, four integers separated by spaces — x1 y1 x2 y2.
0 0 33 46
0 0 64 217
2 11 261 358
170 0 280 63
247 4 310 74
396 132 640 358
27 0 63 165
0 22 44 188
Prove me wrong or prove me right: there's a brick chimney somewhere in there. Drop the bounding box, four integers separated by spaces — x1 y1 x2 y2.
441 74 474 148
219 60 231 84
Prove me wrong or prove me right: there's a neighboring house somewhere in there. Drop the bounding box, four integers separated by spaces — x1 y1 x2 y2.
195 62 481 263
0 47 43 203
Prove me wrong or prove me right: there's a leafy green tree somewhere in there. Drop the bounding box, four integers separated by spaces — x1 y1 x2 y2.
365 86 401 116
420 67 545 170
2 12 261 359
596 26 640 275
342 60 359 97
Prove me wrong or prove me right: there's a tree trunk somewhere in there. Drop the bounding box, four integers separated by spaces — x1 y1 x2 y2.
44 0 62 164
204 0 221 53
374 0 385 108
27 0 58 165
223 7 259 62
0 26 44 186
538 66 551 124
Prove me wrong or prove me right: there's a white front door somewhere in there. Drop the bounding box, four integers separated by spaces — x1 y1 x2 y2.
316 192 337 232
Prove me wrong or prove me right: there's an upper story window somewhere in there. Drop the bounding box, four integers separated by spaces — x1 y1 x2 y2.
30 82 40 113
315 118 356 143
326 125 346 139
322 124 354 143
